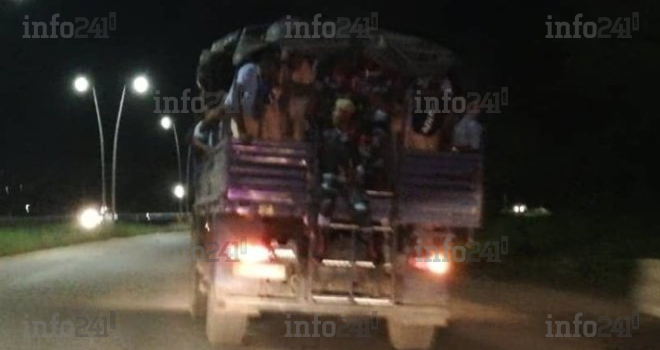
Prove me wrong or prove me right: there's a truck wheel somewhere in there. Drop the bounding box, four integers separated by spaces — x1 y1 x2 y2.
205 285 248 345
387 320 436 350
190 267 206 319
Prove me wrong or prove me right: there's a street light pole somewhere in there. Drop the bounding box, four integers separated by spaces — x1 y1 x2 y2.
73 76 107 214
75 75 148 221
91 87 107 212
160 116 183 217
185 144 191 215
171 123 182 188
110 85 127 220
171 123 183 217
109 75 150 220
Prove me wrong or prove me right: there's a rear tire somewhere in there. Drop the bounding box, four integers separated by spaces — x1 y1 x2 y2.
190 266 207 319
205 284 248 345
387 320 436 350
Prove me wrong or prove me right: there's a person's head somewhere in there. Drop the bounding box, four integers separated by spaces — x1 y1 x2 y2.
331 67 349 86
331 58 354 85
203 104 225 123
368 92 380 106
285 51 305 69
202 89 226 112
332 98 356 128
369 91 388 110
380 92 398 114
465 96 481 116
364 59 382 78
253 45 280 75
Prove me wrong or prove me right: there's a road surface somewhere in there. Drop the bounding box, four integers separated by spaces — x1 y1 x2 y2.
0 232 656 350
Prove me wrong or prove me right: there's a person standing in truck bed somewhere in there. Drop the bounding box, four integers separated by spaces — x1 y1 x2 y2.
452 97 483 152
224 48 279 140
280 51 318 141
317 99 371 220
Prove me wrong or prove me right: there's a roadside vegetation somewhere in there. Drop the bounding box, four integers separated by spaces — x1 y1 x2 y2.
0 220 188 257
459 211 660 298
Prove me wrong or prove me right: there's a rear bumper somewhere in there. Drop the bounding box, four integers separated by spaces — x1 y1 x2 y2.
215 295 450 326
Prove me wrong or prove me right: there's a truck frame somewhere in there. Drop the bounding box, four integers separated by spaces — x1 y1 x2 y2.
190 24 482 349
190 137 481 349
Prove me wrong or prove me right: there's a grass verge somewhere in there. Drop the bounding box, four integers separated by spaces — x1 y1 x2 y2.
0 220 188 257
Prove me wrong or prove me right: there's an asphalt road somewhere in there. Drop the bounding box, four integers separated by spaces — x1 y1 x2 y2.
0 232 656 350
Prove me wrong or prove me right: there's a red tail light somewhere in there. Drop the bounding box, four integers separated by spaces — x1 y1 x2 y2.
409 257 450 275
236 244 272 263
231 243 286 281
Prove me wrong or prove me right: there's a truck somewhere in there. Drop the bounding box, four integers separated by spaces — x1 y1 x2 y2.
190 22 483 350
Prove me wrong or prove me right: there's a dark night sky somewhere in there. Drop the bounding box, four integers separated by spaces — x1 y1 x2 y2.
0 0 657 215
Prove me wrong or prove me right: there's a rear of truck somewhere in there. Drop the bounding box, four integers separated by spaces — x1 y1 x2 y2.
191 137 482 349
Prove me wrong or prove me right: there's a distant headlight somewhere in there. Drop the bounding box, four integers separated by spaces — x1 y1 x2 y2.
512 203 527 215
78 207 103 230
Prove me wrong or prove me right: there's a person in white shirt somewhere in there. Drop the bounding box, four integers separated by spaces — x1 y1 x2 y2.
452 100 482 151
225 47 281 140
224 61 261 139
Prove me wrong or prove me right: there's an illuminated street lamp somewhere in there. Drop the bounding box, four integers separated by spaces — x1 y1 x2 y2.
160 116 183 217
160 115 173 130
111 75 151 220
74 76 90 92
132 76 149 94
73 75 107 213
173 183 185 199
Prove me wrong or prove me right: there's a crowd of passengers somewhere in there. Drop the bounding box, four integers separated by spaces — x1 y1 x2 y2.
190 46 482 239
191 46 482 159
